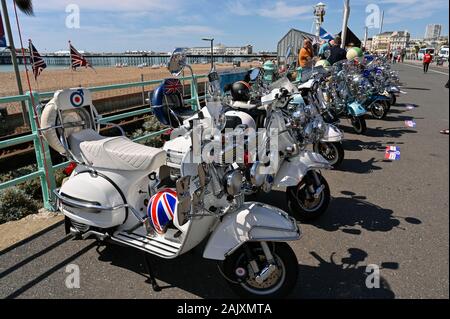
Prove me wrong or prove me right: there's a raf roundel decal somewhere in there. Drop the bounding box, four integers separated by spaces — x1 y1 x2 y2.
70 90 84 108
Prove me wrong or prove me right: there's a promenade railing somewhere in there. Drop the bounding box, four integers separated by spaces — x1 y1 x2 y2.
0 74 207 211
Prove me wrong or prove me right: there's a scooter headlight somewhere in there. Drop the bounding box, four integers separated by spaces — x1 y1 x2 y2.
224 170 243 197
250 162 266 187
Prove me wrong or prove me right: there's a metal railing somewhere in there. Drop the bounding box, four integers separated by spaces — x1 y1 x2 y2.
0 74 207 211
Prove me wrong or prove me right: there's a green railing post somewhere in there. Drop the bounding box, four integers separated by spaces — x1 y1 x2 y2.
190 75 200 111
26 92 57 211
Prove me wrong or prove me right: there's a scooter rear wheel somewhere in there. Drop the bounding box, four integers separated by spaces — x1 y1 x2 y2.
389 93 396 107
350 116 367 135
221 242 298 298
313 142 345 169
371 101 388 120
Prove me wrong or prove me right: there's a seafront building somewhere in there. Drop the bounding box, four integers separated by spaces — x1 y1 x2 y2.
187 44 253 55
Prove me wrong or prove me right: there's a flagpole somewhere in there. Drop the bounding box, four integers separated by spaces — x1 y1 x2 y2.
1 0 29 126
69 40 75 86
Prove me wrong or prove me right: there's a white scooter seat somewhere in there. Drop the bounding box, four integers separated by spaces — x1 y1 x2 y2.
76 130 166 172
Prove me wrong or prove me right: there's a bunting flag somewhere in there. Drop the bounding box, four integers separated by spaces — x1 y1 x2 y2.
405 120 417 128
320 27 334 41
0 12 6 48
69 41 94 70
29 40 47 80
385 146 401 161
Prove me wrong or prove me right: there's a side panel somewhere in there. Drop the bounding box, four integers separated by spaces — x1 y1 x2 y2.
203 202 300 261
347 101 367 116
320 124 344 142
272 151 330 189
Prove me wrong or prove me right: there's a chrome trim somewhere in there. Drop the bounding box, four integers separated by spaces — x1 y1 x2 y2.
54 189 146 224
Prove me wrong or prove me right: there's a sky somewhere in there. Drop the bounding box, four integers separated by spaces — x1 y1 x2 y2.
2 0 449 53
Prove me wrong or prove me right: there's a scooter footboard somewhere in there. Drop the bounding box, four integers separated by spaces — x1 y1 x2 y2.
203 202 300 261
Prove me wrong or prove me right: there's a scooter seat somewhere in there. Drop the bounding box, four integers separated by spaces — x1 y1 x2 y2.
80 135 166 172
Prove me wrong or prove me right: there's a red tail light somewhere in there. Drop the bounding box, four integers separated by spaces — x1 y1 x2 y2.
64 162 77 176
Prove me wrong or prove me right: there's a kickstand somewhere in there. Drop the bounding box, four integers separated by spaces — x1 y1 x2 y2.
143 253 162 292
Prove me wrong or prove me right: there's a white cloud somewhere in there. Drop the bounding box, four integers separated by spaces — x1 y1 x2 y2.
227 0 312 20
32 0 182 12
381 0 448 24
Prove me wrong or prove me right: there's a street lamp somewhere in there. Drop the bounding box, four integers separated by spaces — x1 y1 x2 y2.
314 2 326 37
202 38 214 70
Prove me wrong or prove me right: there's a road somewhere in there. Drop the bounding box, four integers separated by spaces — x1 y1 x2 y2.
0 63 448 299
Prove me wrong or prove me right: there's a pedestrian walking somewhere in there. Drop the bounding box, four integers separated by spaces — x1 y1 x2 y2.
423 51 433 73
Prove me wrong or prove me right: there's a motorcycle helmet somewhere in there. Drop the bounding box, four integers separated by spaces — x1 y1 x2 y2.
147 189 178 234
346 47 364 61
231 81 251 102
315 59 331 68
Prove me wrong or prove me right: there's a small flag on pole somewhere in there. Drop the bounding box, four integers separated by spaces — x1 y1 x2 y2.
29 40 47 80
385 146 401 161
405 120 416 128
69 41 94 70
0 12 6 48
319 27 334 41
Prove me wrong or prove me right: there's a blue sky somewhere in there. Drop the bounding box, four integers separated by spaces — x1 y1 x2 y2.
3 0 449 53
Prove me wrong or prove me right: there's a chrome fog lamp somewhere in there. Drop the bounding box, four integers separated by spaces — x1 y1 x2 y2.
250 162 266 187
224 171 244 196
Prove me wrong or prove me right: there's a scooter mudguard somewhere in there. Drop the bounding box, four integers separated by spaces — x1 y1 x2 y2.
272 151 331 191
203 202 300 261
347 101 367 117
320 124 344 143
388 86 400 94
372 94 391 102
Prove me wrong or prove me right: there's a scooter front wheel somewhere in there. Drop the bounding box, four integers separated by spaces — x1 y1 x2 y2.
221 242 298 298
350 116 367 135
287 172 331 222
313 141 345 169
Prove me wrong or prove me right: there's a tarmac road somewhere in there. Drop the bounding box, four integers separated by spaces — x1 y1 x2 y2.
0 63 448 299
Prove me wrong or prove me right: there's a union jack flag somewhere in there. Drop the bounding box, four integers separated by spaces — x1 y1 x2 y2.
69 41 94 70
385 146 401 161
405 120 416 128
29 40 47 80
163 78 182 95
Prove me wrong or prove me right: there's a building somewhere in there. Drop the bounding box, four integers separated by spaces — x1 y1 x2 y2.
390 31 411 51
372 31 410 54
187 44 252 55
372 32 393 53
425 24 442 40
364 38 373 52
277 29 315 64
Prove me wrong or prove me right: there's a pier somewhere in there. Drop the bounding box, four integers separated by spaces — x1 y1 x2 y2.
0 53 277 67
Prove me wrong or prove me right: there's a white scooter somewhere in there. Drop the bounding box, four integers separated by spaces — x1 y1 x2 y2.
39 50 302 298
155 50 332 222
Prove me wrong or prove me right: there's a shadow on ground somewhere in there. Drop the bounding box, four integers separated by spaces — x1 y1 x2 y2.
250 191 422 235
95 243 397 299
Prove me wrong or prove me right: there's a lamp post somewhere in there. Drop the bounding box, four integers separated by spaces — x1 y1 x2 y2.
341 0 350 49
202 38 214 70
313 2 326 37
1 0 29 126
